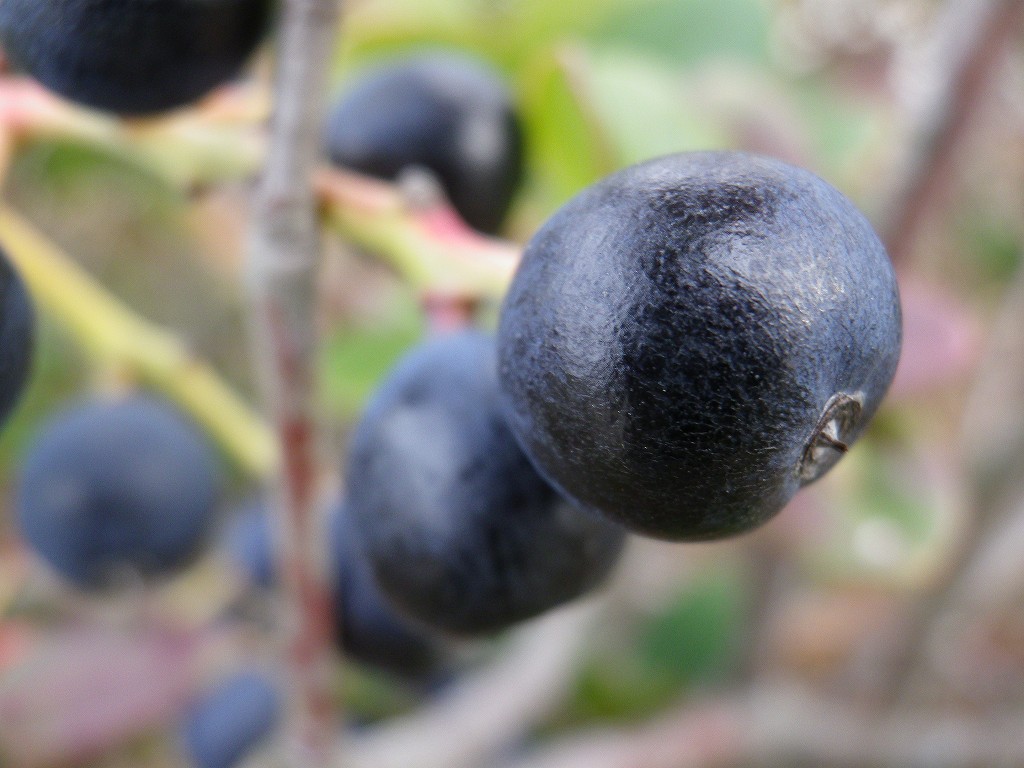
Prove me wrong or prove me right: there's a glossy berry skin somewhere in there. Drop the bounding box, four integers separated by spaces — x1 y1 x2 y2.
17 395 221 589
0 0 273 115
346 331 626 636
498 151 902 541
325 51 524 234
180 670 280 768
221 499 441 678
0 247 34 430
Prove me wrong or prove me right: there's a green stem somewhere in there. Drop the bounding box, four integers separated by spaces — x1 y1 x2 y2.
3 77 263 189
5 79 522 299
0 203 277 477
315 167 520 300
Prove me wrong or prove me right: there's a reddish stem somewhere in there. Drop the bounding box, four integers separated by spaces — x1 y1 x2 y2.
266 302 337 758
422 293 479 335
245 0 341 763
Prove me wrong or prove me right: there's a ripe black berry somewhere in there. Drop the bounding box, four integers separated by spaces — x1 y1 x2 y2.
221 500 276 590
346 330 626 635
17 395 222 589
221 498 442 678
325 51 524 234
331 499 443 676
0 0 273 115
0 246 34 430
179 670 280 768
498 151 902 541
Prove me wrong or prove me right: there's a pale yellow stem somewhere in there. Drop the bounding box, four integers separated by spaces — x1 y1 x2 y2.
0 203 277 477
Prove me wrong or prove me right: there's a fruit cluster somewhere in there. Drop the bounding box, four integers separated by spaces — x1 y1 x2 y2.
0 4 903 765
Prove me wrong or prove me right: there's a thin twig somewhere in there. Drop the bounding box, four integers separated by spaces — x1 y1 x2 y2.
881 0 1023 267
0 77 264 188
245 0 341 763
502 681 1024 768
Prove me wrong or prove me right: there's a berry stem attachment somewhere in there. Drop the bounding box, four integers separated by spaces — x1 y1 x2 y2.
315 167 520 299
244 0 341 764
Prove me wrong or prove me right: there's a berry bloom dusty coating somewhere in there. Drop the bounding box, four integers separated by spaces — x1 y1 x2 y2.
498 151 902 541
325 51 523 234
0 0 273 115
17 395 221 589
347 331 625 635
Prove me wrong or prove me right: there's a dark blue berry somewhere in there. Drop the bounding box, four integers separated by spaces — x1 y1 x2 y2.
221 500 276 590
325 51 523 234
180 670 281 768
346 330 626 635
330 499 442 677
0 246 34 430
17 395 222 589
0 0 273 115
498 151 902 541
220 498 442 678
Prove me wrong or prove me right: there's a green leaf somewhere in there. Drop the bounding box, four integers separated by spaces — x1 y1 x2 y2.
562 568 744 724
517 48 616 214
319 293 423 420
638 569 744 687
589 0 771 66
336 0 632 74
582 50 726 166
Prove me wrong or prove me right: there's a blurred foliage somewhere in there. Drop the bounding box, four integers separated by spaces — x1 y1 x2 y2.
958 215 1024 290
319 286 423 422
556 568 745 724
9 139 184 221
335 0 775 215
806 443 950 588
590 0 771 65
